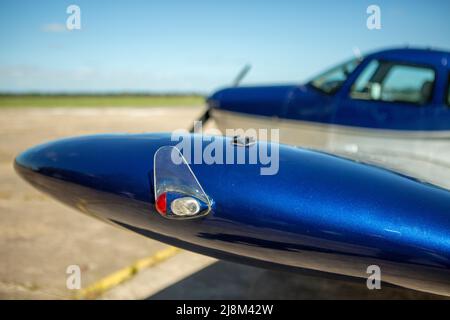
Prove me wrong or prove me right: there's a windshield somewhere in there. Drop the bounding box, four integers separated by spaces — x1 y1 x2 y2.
309 59 360 94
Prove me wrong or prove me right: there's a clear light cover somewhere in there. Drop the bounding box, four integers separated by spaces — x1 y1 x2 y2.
153 146 211 219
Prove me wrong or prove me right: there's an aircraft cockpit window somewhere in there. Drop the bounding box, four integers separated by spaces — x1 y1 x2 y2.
309 59 360 95
351 60 435 105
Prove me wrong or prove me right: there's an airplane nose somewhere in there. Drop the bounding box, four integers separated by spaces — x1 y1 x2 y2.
12 133 218 248
14 139 68 192
14 138 88 215
14 136 100 191
13 134 173 216
15 141 51 172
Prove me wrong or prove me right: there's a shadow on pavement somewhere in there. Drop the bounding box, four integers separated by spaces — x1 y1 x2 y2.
148 260 446 300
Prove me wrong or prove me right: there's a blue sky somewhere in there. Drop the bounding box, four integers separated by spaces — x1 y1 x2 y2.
0 0 449 93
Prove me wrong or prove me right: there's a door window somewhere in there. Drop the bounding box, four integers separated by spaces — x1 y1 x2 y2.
351 60 435 105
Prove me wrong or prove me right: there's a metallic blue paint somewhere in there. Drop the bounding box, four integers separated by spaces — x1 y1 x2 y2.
208 48 450 130
14 133 450 295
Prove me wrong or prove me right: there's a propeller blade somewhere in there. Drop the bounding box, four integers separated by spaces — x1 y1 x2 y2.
232 64 251 87
190 64 251 132
189 108 210 133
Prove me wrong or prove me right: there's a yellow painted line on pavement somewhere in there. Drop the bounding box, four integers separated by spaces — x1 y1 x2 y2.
75 246 181 300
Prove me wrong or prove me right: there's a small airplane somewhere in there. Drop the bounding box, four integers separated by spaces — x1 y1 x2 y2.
14 47 450 297
206 47 450 190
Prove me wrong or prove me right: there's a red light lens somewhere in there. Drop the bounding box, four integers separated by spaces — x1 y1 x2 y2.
155 192 167 215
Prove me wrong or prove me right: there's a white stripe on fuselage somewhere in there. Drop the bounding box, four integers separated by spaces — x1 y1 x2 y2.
212 109 450 190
